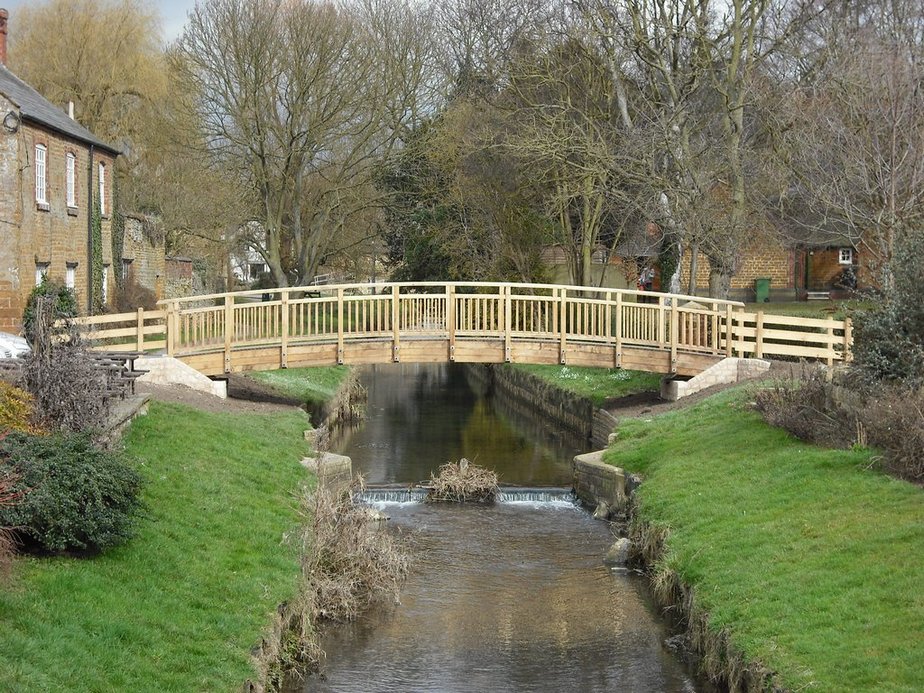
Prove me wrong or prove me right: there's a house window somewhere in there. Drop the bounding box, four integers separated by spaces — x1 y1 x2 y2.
98 162 106 215
35 262 50 287
102 264 110 303
35 144 47 204
65 263 77 290
66 152 77 208
839 248 853 265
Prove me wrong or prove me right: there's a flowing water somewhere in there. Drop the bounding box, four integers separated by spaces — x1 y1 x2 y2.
308 364 700 692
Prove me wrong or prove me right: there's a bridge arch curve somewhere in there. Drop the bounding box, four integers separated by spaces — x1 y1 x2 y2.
79 282 852 376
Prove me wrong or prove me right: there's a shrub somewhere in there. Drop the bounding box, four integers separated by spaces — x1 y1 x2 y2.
753 366 856 449
858 387 924 482
0 381 42 434
21 279 78 344
113 277 157 312
851 231 924 388
0 432 142 552
23 299 109 434
0 454 22 578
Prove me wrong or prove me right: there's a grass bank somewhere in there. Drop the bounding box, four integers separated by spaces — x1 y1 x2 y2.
0 402 311 692
604 388 923 692
511 365 661 406
248 366 352 406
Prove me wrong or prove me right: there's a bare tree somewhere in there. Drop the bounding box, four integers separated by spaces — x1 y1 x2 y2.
772 0 924 287
178 0 432 286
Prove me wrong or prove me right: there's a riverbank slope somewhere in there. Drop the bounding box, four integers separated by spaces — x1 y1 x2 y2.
0 402 311 691
604 387 923 691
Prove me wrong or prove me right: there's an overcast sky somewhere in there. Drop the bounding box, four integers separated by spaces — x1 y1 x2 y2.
3 0 198 44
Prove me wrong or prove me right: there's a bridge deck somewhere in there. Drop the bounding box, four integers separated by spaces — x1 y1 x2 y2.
73 282 852 376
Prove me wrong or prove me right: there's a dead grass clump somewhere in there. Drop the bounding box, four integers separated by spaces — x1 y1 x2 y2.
753 365 855 448
426 458 499 503
859 387 924 482
285 478 409 675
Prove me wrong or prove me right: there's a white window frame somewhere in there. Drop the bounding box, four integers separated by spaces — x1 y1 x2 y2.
839 248 853 265
66 152 77 207
98 162 106 215
35 263 50 287
102 264 110 303
65 264 77 290
35 144 47 204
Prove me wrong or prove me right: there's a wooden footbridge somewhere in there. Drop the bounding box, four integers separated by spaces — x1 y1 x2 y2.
76 282 852 377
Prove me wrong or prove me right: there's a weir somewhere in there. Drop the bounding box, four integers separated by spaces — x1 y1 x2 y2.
304 363 705 691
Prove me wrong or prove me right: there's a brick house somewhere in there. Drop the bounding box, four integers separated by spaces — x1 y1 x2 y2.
0 8 119 331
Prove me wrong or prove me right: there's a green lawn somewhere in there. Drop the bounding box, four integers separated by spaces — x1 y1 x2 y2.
511 364 662 406
0 402 311 692
248 366 352 405
604 388 923 692
747 299 874 319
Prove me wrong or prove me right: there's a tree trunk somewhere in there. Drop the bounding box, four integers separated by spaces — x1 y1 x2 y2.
708 269 732 300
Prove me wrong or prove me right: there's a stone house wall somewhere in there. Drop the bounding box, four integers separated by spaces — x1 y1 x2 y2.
0 111 115 331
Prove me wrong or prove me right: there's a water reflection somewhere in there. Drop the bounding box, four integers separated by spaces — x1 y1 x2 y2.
332 364 586 486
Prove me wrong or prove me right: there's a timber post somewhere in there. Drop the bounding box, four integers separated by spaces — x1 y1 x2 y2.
391 284 400 362
223 295 233 373
614 292 623 368
447 284 456 361
559 288 567 364
755 311 764 359
504 285 512 362
843 317 853 362
669 300 678 372
725 305 734 357
136 307 144 352
337 288 345 365
280 289 289 368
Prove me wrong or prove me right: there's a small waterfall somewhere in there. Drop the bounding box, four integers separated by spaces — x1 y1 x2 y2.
357 487 577 506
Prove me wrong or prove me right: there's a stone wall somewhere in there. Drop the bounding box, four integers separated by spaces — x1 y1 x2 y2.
660 357 770 401
572 450 627 515
480 364 595 440
165 257 194 298
122 215 165 299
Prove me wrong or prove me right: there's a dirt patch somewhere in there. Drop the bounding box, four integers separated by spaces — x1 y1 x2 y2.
136 382 304 415
603 360 789 420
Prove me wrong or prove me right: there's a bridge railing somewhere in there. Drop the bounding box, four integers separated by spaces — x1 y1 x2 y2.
71 282 852 369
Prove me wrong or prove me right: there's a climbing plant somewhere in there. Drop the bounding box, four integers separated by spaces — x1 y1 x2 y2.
91 194 104 313
111 175 125 292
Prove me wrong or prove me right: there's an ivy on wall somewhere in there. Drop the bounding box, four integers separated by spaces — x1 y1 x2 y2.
110 172 125 296
91 194 104 314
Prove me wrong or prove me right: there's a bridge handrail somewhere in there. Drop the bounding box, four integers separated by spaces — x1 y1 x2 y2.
155 280 747 311
73 282 851 370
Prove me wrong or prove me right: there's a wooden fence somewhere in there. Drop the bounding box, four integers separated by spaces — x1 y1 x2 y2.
71 282 852 375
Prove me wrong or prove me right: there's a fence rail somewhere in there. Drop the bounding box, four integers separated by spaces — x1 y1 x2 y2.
71 282 852 375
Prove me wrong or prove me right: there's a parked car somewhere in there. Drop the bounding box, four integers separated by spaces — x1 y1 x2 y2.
0 332 30 359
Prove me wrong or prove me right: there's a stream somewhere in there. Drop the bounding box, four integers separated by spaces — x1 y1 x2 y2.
306 363 700 692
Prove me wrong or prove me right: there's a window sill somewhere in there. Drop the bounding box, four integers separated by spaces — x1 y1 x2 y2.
101 214 110 221
67 206 79 217
36 202 50 212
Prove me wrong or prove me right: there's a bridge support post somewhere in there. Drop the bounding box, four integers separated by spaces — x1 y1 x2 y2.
391 285 400 362
669 301 678 373
725 305 734 357
559 288 567 365
136 307 145 352
280 290 289 368
614 293 622 368
224 295 233 373
504 285 512 362
447 284 456 361
166 302 175 356
337 288 345 365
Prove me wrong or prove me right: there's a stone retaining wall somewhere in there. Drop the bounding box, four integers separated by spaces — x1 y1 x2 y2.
473 364 594 440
